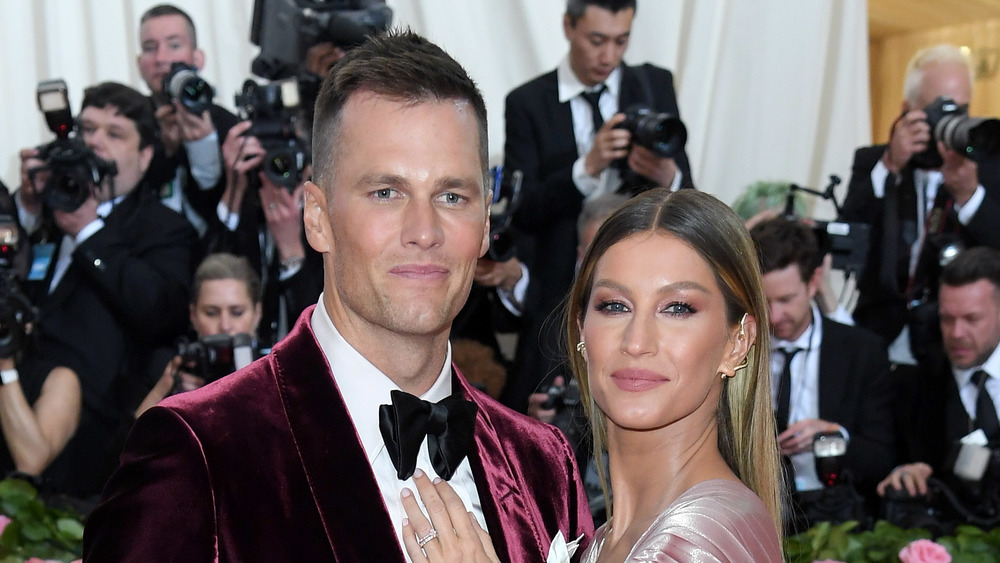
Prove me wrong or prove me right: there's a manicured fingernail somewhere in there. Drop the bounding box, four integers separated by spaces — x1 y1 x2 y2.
414 468 425 478
403 517 410 526
433 477 443 484
401 487 412 498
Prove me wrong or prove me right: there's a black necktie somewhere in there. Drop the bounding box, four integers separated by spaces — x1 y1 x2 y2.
775 348 802 434
378 389 478 481
972 370 1000 443
581 85 607 133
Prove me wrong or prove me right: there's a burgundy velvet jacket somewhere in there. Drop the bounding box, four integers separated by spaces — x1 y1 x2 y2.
84 306 593 562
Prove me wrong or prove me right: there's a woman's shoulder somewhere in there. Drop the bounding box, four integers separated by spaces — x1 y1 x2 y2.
633 479 782 562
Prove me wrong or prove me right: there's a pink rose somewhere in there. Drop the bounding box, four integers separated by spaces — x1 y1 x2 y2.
899 539 951 563
0 514 10 535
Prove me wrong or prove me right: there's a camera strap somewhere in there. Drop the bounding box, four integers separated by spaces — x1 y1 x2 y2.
905 181 954 303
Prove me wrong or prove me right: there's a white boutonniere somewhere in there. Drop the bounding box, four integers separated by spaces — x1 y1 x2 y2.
547 531 584 563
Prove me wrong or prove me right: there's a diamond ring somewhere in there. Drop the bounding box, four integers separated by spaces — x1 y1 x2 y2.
417 528 438 548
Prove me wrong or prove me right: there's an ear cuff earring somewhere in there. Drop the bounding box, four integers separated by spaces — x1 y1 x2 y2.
722 314 750 379
576 341 586 354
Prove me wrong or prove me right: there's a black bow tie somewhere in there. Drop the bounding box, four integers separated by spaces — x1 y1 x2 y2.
378 389 478 481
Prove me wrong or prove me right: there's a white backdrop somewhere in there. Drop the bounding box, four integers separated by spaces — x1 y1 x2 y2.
0 0 871 218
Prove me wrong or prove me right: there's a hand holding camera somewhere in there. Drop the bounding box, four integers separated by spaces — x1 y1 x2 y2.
155 62 217 156
883 109 931 174
585 114 630 176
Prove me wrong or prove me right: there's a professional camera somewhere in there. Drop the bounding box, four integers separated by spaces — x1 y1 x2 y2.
161 62 214 115
250 0 393 81
235 79 309 189
486 167 523 263
29 80 118 213
912 96 1000 169
0 217 37 359
616 104 688 159
176 333 255 386
783 177 871 278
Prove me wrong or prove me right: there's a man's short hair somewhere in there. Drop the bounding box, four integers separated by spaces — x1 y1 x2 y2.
311 28 488 191
749 216 822 283
140 4 198 48
566 0 637 26
81 82 157 150
902 43 973 108
941 247 1000 297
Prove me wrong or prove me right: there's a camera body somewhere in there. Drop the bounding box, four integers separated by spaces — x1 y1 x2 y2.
486 167 523 263
176 333 255 385
250 0 393 81
912 96 1000 169
615 104 687 159
31 79 118 213
235 79 309 189
0 216 37 359
162 62 214 115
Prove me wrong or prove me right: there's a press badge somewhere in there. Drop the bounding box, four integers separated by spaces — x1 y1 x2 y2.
28 243 55 281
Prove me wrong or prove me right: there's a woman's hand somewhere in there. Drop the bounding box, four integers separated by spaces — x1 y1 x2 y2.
400 469 499 563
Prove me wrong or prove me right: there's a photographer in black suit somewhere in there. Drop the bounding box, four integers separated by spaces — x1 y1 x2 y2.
751 216 895 527
503 0 693 411
15 82 196 497
137 4 238 238
880 247 1000 515
840 44 1000 369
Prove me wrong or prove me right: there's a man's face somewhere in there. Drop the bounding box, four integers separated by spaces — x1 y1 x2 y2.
305 92 489 345
137 14 204 93
762 263 817 342
939 280 1000 369
564 6 634 87
912 61 972 111
79 105 153 198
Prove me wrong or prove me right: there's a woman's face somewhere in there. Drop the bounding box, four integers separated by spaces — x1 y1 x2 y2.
580 232 743 434
190 279 262 338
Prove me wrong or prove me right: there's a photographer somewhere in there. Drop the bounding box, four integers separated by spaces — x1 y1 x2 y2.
878 247 1000 527
14 82 196 497
751 216 895 530
0 182 81 483
841 44 1000 368
134 253 262 419
203 119 322 350
504 0 694 413
137 4 238 237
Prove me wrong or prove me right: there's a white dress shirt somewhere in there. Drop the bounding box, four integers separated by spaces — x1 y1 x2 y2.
952 342 1000 425
771 304 827 491
310 299 487 560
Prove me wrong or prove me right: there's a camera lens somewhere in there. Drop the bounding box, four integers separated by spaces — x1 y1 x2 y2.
165 64 213 115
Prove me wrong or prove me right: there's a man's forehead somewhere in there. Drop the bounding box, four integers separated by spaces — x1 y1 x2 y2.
81 106 137 130
140 14 192 40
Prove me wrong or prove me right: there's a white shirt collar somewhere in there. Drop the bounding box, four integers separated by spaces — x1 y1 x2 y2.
96 194 127 219
557 55 622 103
310 295 454 464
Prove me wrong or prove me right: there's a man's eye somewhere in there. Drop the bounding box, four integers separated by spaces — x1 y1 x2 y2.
374 188 394 199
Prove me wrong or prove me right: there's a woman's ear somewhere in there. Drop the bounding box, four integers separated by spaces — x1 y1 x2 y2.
719 313 757 378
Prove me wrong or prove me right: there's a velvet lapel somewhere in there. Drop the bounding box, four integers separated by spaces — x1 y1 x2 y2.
272 306 404 562
455 370 545 562
817 318 848 421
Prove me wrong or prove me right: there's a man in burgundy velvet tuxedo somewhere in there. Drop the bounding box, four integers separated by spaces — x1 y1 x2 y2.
84 30 593 562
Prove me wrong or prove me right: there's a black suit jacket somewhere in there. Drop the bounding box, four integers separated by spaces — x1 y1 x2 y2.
21 187 196 495
502 63 692 409
840 145 1000 343
815 317 896 495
